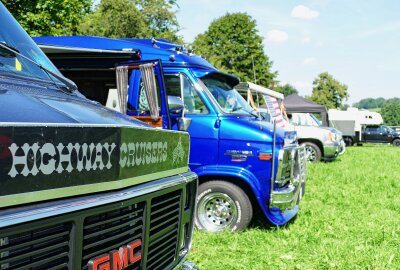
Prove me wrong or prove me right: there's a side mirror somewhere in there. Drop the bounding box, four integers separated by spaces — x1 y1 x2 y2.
168 95 184 114
178 117 192 131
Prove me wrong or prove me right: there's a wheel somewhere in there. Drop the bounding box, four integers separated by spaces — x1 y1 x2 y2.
195 181 253 232
344 136 353 146
301 142 322 162
392 138 400 147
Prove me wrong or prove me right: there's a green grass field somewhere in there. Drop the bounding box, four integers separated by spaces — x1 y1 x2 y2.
189 145 400 269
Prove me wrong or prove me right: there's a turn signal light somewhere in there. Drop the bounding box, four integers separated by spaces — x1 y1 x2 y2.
258 153 272 161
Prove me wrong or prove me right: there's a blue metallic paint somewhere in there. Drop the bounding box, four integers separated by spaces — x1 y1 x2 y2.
33 36 300 226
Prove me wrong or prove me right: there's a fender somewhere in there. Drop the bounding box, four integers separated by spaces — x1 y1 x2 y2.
192 164 262 197
192 164 300 226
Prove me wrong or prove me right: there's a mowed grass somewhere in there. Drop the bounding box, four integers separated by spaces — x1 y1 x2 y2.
188 145 400 269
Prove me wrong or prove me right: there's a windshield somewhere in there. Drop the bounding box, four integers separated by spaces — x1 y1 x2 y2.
0 4 62 82
291 113 321 126
200 75 255 115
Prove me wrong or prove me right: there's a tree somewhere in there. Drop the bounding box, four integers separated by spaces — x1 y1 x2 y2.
2 0 91 36
354 97 386 109
275 84 298 97
310 72 349 109
381 99 400 126
192 13 277 88
135 0 181 42
78 0 181 42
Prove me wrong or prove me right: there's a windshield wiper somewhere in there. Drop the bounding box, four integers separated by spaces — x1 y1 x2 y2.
0 41 77 93
0 41 19 58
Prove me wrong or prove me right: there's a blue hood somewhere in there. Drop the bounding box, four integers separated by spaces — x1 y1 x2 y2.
0 74 148 126
220 115 285 145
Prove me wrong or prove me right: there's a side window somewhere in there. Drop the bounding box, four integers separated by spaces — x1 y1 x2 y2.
134 76 161 114
165 74 208 114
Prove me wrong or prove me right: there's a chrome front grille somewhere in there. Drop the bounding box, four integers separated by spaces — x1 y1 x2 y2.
275 146 307 187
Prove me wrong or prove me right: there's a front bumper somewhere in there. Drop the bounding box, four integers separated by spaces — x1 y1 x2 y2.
270 146 307 211
323 141 340 160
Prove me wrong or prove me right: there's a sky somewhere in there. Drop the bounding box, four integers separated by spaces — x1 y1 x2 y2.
175 0 400 104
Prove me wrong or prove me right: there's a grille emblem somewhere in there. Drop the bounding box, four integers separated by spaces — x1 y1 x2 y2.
88 240 142 270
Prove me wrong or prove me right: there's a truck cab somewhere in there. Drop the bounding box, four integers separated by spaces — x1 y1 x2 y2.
0 4 198 270
363 125 400 146
34 36 307 232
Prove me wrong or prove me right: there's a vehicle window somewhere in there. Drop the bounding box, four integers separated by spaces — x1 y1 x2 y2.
0 7 63 83
366 127 378 132
200 76 254 115
165 74 208 114
134 76 161 114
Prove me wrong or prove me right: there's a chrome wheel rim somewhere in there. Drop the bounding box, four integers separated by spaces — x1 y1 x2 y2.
394 140 400 147
305 145 317 162
197 192 238 232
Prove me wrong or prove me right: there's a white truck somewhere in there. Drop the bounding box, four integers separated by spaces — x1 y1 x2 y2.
328 107 383 145
236 82 345 162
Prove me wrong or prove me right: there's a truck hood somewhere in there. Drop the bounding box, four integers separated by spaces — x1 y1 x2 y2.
220 115 285 145
0 75 146 126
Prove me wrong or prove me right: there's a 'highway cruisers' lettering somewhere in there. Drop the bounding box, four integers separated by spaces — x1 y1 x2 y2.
8 141 168 178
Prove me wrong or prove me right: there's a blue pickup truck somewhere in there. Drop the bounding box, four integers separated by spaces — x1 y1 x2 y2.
34 36 307 232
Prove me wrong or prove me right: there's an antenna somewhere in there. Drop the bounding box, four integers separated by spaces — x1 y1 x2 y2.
251 55 257 84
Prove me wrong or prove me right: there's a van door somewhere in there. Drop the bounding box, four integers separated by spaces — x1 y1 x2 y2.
165 73 219 168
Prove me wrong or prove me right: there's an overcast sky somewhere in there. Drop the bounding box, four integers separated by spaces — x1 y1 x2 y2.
175 0 400 104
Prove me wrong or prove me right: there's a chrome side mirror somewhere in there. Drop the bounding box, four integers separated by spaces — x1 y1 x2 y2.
168 95 184 114
178 117 192 131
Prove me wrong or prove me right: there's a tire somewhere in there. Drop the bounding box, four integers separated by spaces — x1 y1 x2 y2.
301 142 322 162
195 181 253 232
344 136 354 147
392 138 400 147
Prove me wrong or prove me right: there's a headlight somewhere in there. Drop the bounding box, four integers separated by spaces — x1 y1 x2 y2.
327 132 333 142
284 131 298 147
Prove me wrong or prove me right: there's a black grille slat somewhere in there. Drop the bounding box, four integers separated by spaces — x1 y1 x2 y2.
150 216 179 233
147 249 176 270
84 216 142 240
150 195 181 211
13 251 69 270
0 223 71 270
0 230 69 253
151 208 180 224
148 237 177 257
83 229 142 251
148 227 176 247
151 201 180 217
1 241 69 264
84 209 142 229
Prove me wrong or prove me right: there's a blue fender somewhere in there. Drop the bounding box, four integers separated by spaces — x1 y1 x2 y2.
192 164 299 226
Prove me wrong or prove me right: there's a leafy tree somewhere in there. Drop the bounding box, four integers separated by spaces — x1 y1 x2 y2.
192 13 277 88
2 0 91 36
310 72 349 109
381 99 400 126
354 97 386 109
275 84 298 97
135 0 181 42
78 0 181 42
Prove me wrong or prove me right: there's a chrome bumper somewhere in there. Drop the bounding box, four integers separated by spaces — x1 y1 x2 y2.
270 146 307 210
323 141 339 159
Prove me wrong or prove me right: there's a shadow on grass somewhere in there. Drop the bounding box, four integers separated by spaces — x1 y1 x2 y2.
247 211 299 231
